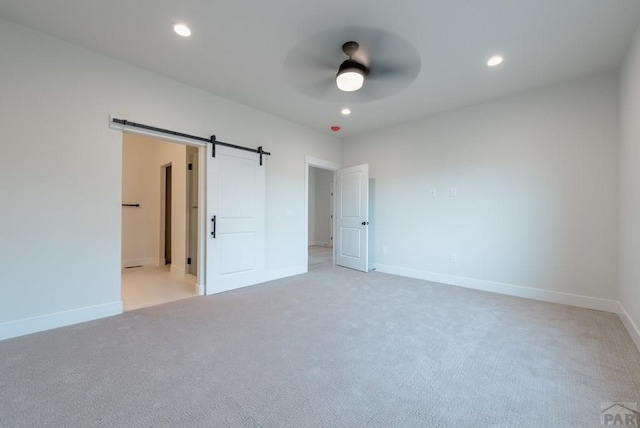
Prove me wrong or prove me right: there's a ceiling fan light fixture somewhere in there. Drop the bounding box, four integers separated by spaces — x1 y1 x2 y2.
336 71 364 92
336 59 367 92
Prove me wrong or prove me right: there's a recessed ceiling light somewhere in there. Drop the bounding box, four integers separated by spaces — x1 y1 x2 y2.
173 23 192 37
341 108 351 115
487 55 503 67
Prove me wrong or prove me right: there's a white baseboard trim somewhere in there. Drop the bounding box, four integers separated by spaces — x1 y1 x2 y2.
184 275 202 295
0 301 123 342
617 303 640 352
122 257 157 269
374 264 620 314
309 241 331 247
265 266 307 282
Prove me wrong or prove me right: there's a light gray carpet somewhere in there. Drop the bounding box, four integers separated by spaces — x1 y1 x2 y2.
1 249 639 427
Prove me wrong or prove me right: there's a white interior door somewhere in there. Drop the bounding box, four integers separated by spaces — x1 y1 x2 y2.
206 144 265 294
336 163 369 272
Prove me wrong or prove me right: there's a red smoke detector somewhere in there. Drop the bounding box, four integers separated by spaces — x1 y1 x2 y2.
331 126 341 132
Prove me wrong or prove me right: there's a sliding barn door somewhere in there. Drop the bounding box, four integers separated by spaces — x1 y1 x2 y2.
336 163 369 272
206 145 265 294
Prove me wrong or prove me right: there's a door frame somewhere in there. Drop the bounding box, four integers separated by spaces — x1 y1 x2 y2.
304 156 341 270
185 147 200 277
159 162 172 266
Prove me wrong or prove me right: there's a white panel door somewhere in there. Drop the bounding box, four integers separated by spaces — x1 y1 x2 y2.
206 145 265 294
336 164 369 272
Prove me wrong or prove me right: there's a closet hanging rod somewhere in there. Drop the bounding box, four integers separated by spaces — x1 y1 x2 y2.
122 204 140 207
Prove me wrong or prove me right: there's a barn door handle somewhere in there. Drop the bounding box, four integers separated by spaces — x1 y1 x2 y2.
361 221 369 226
211 215 216 238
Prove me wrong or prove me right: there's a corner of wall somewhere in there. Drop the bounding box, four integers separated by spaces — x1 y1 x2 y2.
617 19 640 354
617 303 640 352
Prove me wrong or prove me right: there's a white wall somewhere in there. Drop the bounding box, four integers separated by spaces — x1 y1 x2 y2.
619 23 640 348
121 135 158 267
343 73 619 309
0 19 341 339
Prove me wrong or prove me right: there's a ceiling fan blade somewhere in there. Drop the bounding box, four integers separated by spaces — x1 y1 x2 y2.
356 28 393 64
296 76 337 99
284 48 335 73
368 59 421 82
283 26 422 104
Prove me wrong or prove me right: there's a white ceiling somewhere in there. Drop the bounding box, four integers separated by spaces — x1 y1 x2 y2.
1 0 640 137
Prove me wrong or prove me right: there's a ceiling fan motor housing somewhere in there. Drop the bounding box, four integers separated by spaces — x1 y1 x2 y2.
337 59 368 77
342 41 360 57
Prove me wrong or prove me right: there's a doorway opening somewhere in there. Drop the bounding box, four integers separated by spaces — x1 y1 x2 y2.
305 157 372 273
305 157 341 271
121 133 203 311
308 166 334 270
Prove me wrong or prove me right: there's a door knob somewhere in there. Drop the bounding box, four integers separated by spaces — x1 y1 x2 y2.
361 221 369 226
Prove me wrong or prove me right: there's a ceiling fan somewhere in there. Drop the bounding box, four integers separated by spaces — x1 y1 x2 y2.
283 27 422 103
336 41 368 92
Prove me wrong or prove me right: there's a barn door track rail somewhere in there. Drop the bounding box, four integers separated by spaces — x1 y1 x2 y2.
111 117 271 165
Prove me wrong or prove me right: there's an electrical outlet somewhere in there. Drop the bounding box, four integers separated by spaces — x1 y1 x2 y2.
450 187 457 197
430 189 437 197
450 253 457 263
382 246 388 255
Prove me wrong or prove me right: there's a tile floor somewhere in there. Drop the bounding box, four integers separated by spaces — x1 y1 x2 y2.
121 265 197 311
